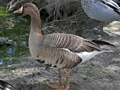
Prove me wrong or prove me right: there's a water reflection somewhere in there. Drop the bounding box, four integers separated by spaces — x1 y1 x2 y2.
0 59 3 65
7 45 17 55
0 14 30 66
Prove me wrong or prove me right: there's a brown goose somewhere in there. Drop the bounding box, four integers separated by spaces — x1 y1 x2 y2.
13 3 115 90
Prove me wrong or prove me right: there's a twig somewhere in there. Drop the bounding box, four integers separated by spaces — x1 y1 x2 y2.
43 12 83 26
44 19 69 26
6 0 24 12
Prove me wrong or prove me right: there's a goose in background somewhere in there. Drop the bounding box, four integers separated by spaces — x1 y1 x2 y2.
112 0 118 2
0 80 15 90
13 3 115 90
112 0 120 3
81 0 120 31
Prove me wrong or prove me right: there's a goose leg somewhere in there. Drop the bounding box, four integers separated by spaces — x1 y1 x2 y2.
65 69 70 90
49 68 64 89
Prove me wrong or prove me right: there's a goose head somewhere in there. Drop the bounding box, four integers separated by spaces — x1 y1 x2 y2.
13 3 41 33
13 3 39 16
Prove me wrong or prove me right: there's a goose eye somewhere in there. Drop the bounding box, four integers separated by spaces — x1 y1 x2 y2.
24 6 27 8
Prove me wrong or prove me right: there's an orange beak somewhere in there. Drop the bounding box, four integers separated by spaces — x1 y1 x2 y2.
13 10 22 13
13 6 23 14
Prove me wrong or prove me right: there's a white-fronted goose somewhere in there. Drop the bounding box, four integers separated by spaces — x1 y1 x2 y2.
13 3 115 90
81 0 120 30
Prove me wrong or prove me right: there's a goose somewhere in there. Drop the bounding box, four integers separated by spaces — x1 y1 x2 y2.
81 0 120 31
0 80 15 90
112 0 119 2
13 3 115 90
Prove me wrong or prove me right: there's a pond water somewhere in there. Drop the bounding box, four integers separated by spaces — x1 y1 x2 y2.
0 7 31 66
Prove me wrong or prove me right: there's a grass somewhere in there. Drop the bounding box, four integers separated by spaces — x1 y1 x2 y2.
0 7 10 16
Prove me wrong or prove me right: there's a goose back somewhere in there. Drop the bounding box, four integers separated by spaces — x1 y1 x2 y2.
81 0 120 22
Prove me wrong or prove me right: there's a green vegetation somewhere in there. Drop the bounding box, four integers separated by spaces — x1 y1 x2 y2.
0 8 30 66
0 7 10 16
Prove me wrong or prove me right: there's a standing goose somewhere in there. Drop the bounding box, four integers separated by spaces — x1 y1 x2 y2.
13 3 115 90
81 0 120 31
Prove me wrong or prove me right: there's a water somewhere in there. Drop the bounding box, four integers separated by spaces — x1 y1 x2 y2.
0 7 30 66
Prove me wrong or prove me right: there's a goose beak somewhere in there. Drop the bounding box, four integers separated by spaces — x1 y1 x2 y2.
13 6 23 13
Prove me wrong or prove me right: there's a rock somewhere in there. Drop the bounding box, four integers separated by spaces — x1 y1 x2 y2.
0 37 13 46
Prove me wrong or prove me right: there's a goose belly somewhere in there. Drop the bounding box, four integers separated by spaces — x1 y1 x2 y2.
29 46 66 68
36 49 69 69
30 46 81 69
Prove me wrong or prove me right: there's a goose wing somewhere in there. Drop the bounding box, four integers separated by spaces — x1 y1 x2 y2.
42 33 110 68
43 33 102 53
100 0 120 14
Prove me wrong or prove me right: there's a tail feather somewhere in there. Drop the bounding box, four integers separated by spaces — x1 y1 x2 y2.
92 40 116 47
103 49 114 52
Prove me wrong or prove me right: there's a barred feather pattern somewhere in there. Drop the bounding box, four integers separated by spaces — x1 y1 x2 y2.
44 33 102 52
30 33 103 69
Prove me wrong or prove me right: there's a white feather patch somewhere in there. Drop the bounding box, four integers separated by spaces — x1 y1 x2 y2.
63 48 108 63
75 51 103 63
19 6 23 12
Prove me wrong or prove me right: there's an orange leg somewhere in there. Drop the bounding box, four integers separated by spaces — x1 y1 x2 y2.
65 71 70 90
49 68 64 89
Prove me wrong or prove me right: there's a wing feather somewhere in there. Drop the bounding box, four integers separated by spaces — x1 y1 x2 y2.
101 0 120 14
43 33 102 53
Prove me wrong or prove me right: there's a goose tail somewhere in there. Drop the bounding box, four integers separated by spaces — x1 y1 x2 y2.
92 40 116 47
